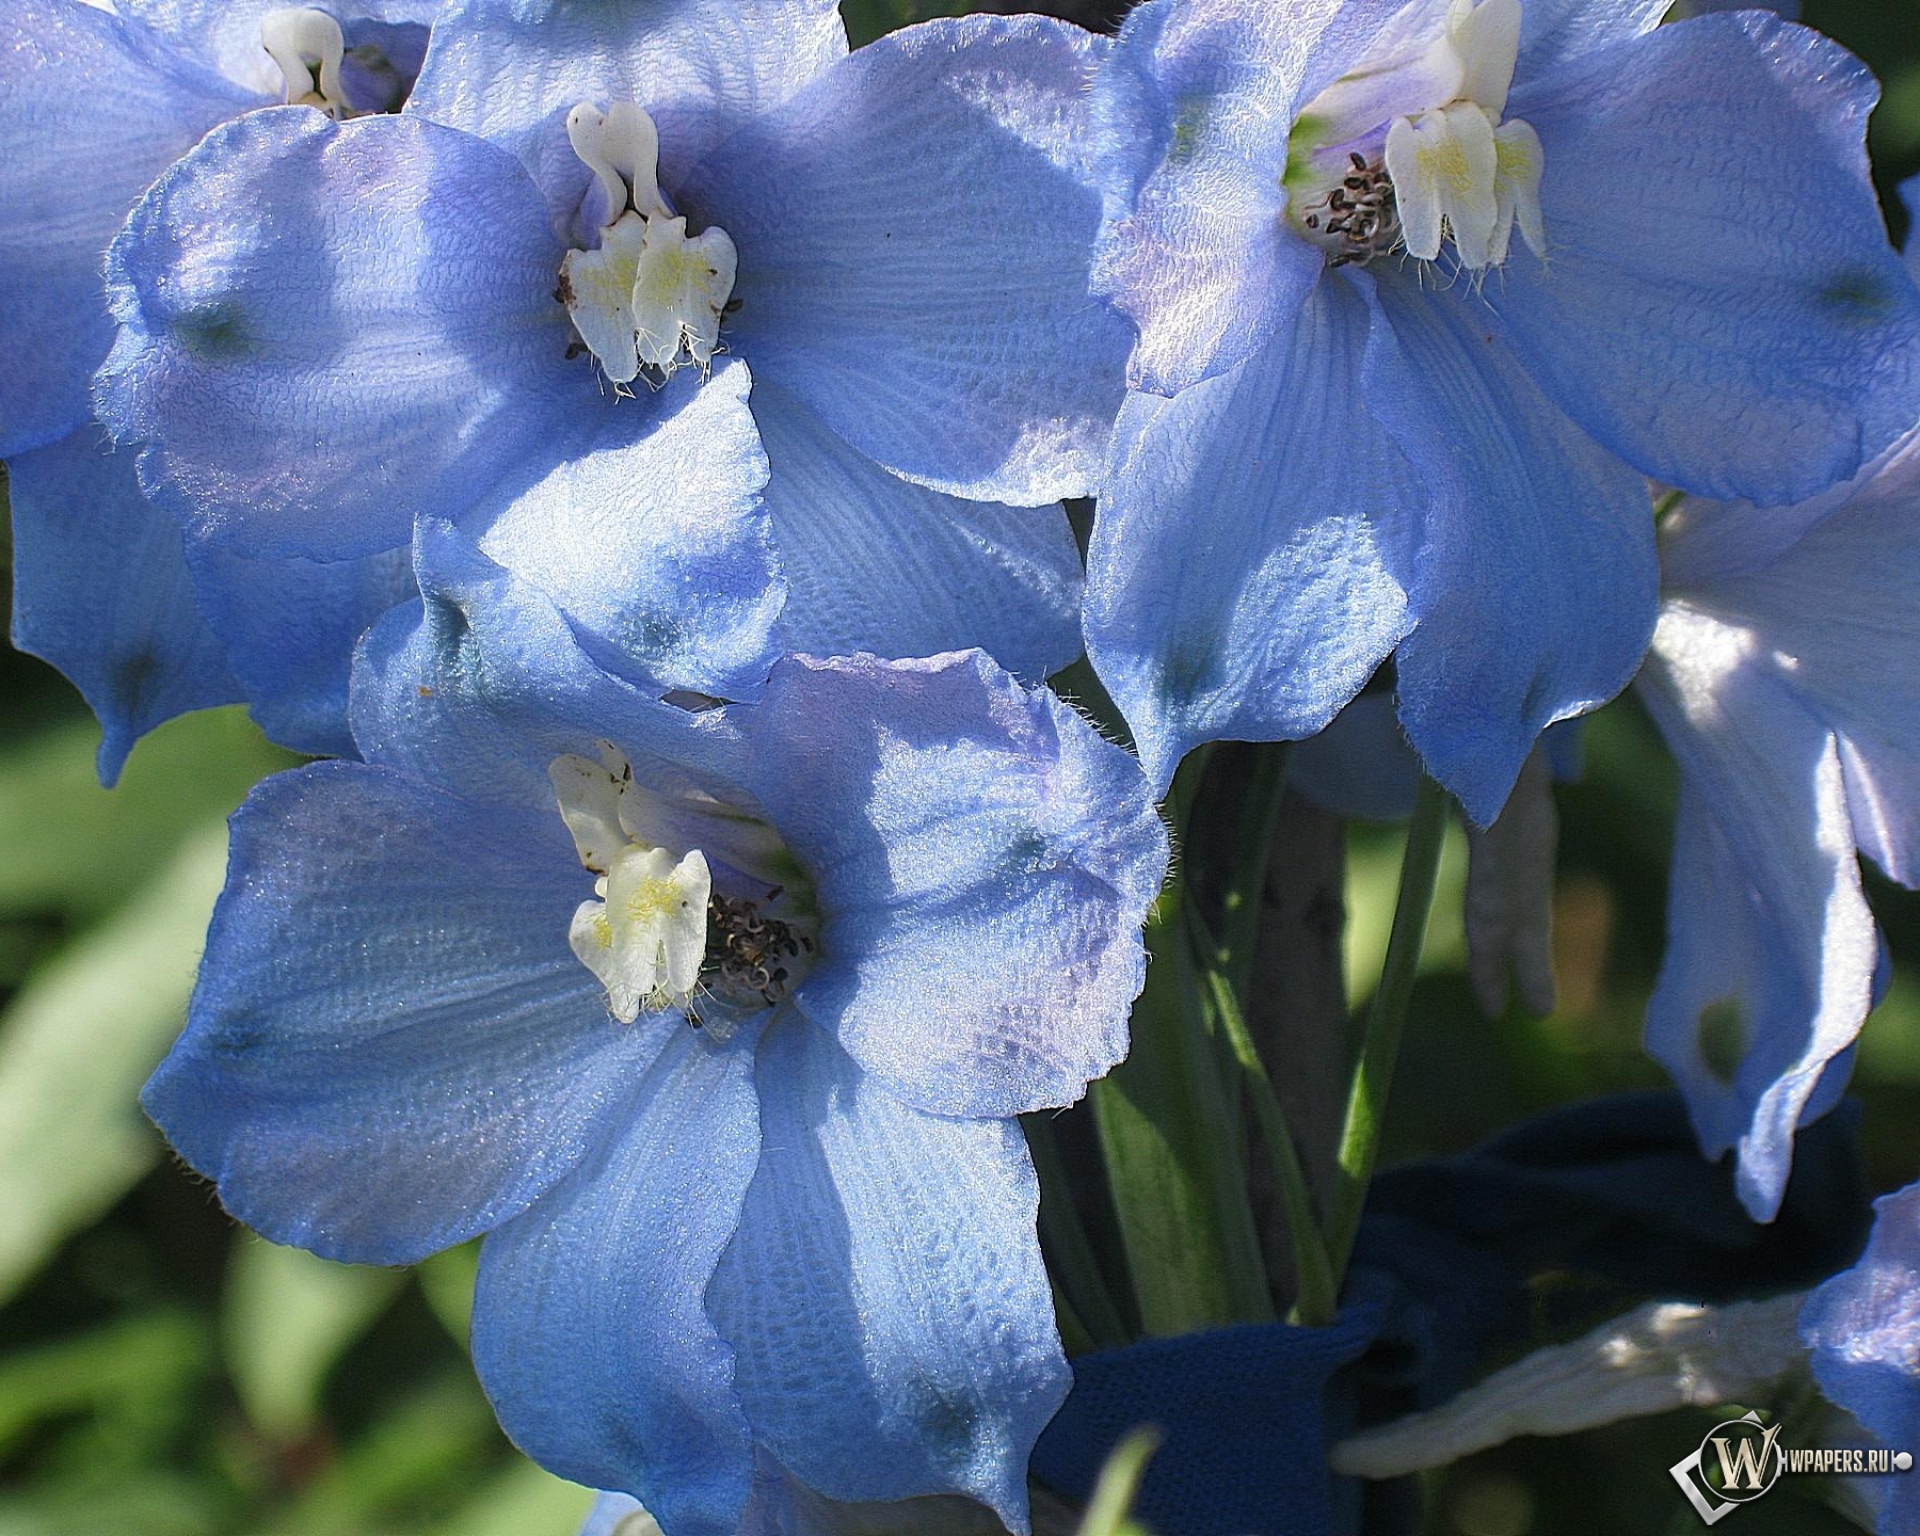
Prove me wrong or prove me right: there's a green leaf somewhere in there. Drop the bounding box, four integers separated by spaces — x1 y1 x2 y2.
224 1238 406 1440
417 1241 482 1347
0 826 229 1304
427 1459 597 1536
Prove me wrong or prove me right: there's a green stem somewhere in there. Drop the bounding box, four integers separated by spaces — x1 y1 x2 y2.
1324 775 1451 1287
1024 1113 1132 1351
1189 911 1339 1327
1215 743 1291 1001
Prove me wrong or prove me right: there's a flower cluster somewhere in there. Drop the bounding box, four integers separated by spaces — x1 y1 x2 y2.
11 0 1920 1530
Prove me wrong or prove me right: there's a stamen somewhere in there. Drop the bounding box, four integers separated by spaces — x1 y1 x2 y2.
261 8 349 118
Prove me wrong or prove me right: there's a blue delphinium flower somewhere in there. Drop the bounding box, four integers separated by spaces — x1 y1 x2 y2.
141 516 1169 1536
92 1 1125 733
1801 1181 1920 1534
1080 0 1920 824
3 0 447 775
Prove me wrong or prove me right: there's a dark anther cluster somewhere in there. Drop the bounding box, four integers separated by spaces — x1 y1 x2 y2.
1303 151 1400 268
702 893 814 1008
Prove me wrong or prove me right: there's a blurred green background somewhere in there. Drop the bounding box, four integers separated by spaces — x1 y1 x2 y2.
4 2 1920 1533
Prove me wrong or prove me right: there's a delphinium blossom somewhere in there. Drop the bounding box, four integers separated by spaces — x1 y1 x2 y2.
91 0 1127 758
141 517 1170 1536
1080 0 1920 824
3 0 439 773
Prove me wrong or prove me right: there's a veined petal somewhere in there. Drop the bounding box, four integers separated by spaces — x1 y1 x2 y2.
96 107 584 561
695 15 1130 506
1510 0 1670 78
8 428 242 784
708 1022 1066 1533
473 1023 762 1536
754 652 1169 1119
185 539 415 759
1364 270 1656 827
1638 606 1878 1224
752 380 1083 683
1499 13 1920 506
408 0 847 236
0 0 260 454
1089 0 1397 393
142 762 669 1264
471 358 783 704
1657 470 1920 889
1084 275 1421 795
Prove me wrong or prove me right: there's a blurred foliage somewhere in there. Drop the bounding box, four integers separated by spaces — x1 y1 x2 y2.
4 3 1920 1536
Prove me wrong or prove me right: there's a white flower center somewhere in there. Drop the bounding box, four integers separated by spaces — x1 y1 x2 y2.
1287 0 1544 270
559 102 739 386
550 747 813 1029
262 8 352 117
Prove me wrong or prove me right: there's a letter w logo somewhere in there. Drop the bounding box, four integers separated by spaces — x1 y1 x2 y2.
1712 1425 1782 1494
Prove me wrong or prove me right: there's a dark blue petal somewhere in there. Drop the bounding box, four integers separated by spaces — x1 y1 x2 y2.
753 652 1168 1118
185 540 415 759
709 1021 1065 1533
1364 271 1657 827
0 0 259 453
470 359 782 704
353 518 751 813
8 428 241 783
1501 13 1920 505
473 1023 762 1536
96 107 585 560
696 15 1129 505
1084 275 1420 794
143 761 668 1263
408 0 846 234
1087 0 1386 395
752 380 1082 683
1637 610 1878 1223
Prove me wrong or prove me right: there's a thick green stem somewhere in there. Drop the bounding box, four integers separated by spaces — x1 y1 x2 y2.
1324 776 1451 1287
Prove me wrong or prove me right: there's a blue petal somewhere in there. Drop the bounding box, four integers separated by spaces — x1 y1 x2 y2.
1084 275 1420 794
143 761 671 1263
1363 270 1657 827
0 0 259 454
470 358 782 703
185 540 415 759
8 428 241 784
1512 0 1671 77
1660 455 1920 888
708 1021 1066 1533
1500 13 1920 506
1088 0 1387 395
473 1022 762 1536
1801 1181 1920 1497
753 652 1169 1118
96 106 585 561
695 15 1130 506
408 0 846 235
353 518 751 813
751 380 1082 683
1289 694 1422 825
121 0 440 98
1637 607 1878 1223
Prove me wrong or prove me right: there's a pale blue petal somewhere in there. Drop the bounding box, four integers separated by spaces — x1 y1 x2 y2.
1500 13 1920 506
1512 0 1671 77
353 519 752 814
752 380 1082 682
0 0 259 454
473 1024 761 1536
142 762 668 1263
1906 175 1920 288
1637 609 1878 1224
752 653 1169 1118
577 1494 647 1536
709 1022 1065 1533
185 541 415 759
1802 1181 1920 1513
1084 275 1420 795
1364 271 1657 827
96 107 584 560
122 0 440 98
8 428 241 784
696 15 1129 506
408 0 846 235
1088 0 1389 395
1660 453 1920 888
471 358 782 703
